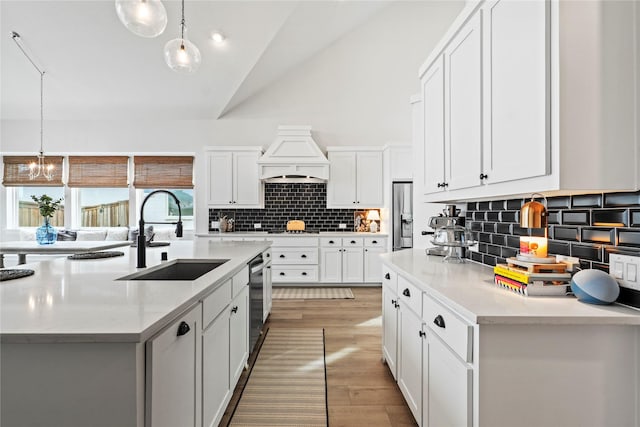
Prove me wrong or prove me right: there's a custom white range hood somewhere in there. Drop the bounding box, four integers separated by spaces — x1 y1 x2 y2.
258 126 330 182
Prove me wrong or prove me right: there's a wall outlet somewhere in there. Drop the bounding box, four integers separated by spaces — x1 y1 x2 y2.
338 224 347 229
609 253 640 291
253 223 261 229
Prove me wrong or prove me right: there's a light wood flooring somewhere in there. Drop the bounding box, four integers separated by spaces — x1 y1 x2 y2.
221 286 416 427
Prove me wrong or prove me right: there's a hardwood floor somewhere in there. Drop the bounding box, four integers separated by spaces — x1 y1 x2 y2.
220 286 416 427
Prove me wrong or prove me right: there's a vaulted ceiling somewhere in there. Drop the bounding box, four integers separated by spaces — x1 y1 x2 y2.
0 0 390 121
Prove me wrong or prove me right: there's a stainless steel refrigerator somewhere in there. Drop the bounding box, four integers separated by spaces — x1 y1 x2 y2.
392 182 413 251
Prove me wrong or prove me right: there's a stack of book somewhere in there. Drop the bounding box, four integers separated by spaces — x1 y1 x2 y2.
494 261 572 296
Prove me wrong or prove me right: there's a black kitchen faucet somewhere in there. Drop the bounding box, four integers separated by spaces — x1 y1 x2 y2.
137 190 183 268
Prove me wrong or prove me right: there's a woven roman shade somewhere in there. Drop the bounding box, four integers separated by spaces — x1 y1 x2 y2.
2 155 64 186
67 156 129 187
133 156 194 189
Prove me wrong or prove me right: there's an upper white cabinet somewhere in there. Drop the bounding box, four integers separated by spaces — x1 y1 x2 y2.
327 148 384 208
418 0 639 202
206 147 263 208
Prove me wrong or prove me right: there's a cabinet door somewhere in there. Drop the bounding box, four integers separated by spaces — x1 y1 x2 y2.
207 152 234 206
444 13 482 191
483 0 549 184
320 247 342 282
427 332 472 427
146 304 202 427
398 306 423 424
382 285 399 380
263 265 272 322
422 55 446 194
327 152 357 207
356 151 383 207
233 151 262 207
364 247 385 283
342 247 364 283
202 311 230 427
229 285 249 387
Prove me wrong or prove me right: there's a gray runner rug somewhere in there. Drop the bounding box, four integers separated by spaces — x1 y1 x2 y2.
272 287 354 299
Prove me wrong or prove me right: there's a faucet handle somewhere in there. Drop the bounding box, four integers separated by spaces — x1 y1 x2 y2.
175 221 183 238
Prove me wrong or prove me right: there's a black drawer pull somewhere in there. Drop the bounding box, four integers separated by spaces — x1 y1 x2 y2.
279 254 285 258
402 288 410 297
433 315 446 328
391 299 397 305
329 240 334 244
302 272 307 276
479 173 488 180
266 253 270 258
177 321 190 336
231 306 238 314
279 272 285 276
419 330 426 338
372 240 378 244
395 302 400 308
384 273 391 280
301 254 307 258
350 240 356 244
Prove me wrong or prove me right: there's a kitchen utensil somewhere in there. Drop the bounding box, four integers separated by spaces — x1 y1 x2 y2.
286 220 305 231
430 224 476 263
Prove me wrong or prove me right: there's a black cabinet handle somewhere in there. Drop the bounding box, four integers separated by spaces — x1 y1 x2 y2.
353 201 356 204
302 272 307 276
279 272 285 276
437 182 444 188
365 249 368 252
480 173 488 180
357 201 360 204
279 254 285 258
350 240 356 244
419 330 426 338
229 201 232 204
422 231 434 235
384 273 391 280
329 240 335 244
177 321 190 336
433 315 446 328
402 288 411 297
266 253 270 258
301 254 307 258
444 182 449 187
372 240 378 244
266 266 271 269
231 306 238 314
391 299 397 305
395 302 400 309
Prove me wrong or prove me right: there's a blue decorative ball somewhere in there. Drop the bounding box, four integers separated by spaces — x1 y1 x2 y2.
570 269 620 305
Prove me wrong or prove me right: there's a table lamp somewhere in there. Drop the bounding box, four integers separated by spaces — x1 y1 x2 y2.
518 194 549 260
367 210 380 233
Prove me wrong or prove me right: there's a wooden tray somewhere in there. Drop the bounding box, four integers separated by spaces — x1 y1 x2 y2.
507 257 567 273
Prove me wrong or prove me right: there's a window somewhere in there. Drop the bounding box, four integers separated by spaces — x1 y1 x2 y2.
17 186 65 227
78 188 130 227
139 188 194 230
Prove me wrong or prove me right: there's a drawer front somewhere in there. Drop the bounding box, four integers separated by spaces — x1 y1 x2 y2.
342 237 364 247
202 279 231 328
381 264 398 295
320 237 342 247
272 248 318 264
268 237 319 247
364 237 386 248
398 275 422 317
272 266 318 282
423 294 473 363
231 266 249 298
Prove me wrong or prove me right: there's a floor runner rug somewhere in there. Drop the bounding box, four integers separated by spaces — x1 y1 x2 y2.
229 328 327 426
272 287 354 299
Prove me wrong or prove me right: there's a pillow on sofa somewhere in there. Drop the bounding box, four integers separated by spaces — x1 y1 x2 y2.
57 230 78 241
19 228 37 241
76 230 107 241
153 228 178 241
128 225 154 242
105 227 129 241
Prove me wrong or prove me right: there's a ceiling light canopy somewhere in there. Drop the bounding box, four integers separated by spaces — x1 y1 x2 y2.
115 0 168 38
164 0 201 74
211 31 226 44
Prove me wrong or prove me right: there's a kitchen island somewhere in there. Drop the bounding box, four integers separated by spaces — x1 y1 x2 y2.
0 240 270 427
381 249 640 427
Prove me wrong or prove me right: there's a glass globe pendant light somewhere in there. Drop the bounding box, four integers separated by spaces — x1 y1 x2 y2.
164 0 201 74
115 0 167 38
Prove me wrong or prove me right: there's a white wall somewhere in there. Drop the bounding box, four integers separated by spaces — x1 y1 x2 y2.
0 1 464 234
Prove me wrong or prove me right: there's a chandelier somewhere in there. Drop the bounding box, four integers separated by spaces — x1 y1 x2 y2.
11 31 54 181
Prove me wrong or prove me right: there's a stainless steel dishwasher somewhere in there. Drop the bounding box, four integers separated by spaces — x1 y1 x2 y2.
248 253 264 353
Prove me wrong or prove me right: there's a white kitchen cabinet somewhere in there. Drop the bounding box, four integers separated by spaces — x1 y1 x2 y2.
146 303 202 427
320 237 386 283
397 300 423 424
381 265 399 379
271 237 319 283
202 309 230 427
363 237 386 283
421 56 445 195
342 246 364 282
206 147 263 208
319 247 342 282
229 284 249 386
327 148 384 208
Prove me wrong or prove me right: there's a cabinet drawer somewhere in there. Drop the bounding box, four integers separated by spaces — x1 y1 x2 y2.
272 248 318 264
320 237 342 247
382 264 398 294
268 237 318 247
202 279 231 328
364 237 386 248
232 266 249 298
342 237 364 247
272 266 318 282
398 275 422 317
423 294 473 362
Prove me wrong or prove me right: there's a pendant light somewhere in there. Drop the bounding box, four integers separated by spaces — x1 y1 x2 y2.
11 31 54 181
164 0 201 74
115 0 167 38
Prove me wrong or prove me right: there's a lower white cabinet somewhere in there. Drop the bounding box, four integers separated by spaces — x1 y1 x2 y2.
397 302 423 424
229 285 249 386
320 237 387 283
202 309 230 427
146 303 202 427
381 267 399 379
364 246 385 282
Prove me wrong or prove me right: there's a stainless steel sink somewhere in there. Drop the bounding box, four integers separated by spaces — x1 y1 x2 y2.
118 259 229 281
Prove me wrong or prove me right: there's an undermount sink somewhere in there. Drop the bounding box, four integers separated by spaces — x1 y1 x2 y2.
118 259 229 281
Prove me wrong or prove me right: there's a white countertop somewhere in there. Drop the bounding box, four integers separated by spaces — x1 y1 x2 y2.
381 249 640 326
0 240 269 343
196 231 388 238
0 240 132 254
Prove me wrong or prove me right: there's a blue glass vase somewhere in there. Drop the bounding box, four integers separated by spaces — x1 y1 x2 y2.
36 218 57 245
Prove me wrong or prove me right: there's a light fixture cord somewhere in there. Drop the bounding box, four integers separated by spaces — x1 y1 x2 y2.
180 0 185 41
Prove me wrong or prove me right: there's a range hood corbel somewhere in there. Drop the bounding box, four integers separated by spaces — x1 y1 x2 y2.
258 126 330 181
